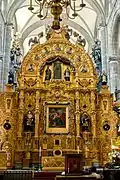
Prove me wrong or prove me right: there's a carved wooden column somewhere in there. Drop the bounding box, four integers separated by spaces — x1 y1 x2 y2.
109 56 118 94
75 90 80 137
35 90 40 137
91 91 96 137
18 90 24 137
75 70 80 137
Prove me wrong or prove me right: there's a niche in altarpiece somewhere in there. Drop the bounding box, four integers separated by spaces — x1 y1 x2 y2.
80 113 91 132
39 56 75 82
23 111 35 133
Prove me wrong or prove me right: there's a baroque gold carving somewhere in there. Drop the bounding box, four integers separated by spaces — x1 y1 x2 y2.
24 78 37 87
42 156 64 168
78 78 90 87
0 29 118 169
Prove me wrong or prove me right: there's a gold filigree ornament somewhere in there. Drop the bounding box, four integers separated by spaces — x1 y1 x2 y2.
24 78 37 87
78 78 90 87
115 136 120 146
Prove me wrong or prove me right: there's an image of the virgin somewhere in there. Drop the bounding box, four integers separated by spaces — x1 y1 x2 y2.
53 61 61 79
49 108 66 127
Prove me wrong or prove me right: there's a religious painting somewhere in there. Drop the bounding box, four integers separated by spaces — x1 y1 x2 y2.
53 61 62 79
45 102 69 133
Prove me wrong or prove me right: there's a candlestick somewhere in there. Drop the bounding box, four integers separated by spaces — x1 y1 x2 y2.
77 145 80 154
68 162 69 174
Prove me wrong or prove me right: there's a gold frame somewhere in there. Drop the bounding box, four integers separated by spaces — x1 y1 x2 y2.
45 102 69 134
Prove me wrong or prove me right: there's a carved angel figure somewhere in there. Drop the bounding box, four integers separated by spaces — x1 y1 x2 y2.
28 37 39 47
76 36 86 47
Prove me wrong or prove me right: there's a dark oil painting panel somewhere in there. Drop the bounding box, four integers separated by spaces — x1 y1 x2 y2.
48 107 66 128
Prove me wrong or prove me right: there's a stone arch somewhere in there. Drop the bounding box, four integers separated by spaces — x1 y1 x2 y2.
6 0 105 56
108 7 120 55
86 0 105 22
7 0 25 23
111 14 120 55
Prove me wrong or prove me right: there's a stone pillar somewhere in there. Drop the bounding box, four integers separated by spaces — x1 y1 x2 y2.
18 90 24 137
99 25 107 72
35 90 40 137
3 23 12 89
109 56 118 94
0 15 4 91
0 57 3 91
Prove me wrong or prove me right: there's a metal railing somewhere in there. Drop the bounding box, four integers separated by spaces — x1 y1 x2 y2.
0 170 32 180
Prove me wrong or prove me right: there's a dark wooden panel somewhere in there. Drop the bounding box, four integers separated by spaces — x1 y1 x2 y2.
65 154 84 174
103 169 120 180
32 171 61 180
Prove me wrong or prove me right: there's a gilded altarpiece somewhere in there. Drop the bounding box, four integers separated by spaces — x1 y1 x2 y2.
0 29 118 169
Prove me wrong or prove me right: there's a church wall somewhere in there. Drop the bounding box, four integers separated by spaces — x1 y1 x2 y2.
106 1 120 94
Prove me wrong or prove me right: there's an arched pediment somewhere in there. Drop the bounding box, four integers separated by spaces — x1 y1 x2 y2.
18 29 98 89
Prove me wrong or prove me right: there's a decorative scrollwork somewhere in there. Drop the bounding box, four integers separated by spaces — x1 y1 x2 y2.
24 78 37 86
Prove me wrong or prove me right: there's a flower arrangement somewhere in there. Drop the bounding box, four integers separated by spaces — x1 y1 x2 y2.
38 164 43 171
108 150 120 164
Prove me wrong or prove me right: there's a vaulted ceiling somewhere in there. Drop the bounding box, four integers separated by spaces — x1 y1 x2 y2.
1 0 106 54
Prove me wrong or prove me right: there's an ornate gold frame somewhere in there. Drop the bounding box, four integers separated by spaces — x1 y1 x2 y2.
45 102 69 134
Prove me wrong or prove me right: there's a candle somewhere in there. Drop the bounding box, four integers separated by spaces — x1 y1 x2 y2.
39 146 41 157
30 0 32 8
68 162 69 173
77 145 79 154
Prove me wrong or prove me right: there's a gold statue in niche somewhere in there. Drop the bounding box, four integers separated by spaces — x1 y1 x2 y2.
45 66 51 81
6 99 11 109
64 67 70 81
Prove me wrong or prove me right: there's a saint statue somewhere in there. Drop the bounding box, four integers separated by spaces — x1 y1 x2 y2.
23 111 35 132
53 61 61 79
76 36 86 47
45 66 51 80
101 71 107 85
64 67 70 81
80 114 90 132
28 64 34 72
8 71 14 84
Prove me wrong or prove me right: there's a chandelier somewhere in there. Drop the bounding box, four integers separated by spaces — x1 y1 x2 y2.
28 0 86 30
